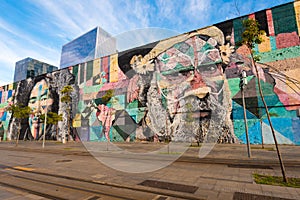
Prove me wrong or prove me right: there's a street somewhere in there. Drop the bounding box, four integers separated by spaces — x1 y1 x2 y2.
0 141 300 200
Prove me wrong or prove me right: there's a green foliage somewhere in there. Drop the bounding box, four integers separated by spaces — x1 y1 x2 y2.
61 85 73 94
253 55 262 62
237 19 265 49
40 112 63 125
61 95 72 103
253 173 300 188
61 85 73 104
6 104 31 119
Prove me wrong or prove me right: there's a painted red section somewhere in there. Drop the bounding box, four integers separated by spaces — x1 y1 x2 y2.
274 87 300 110
102 56 109 82
276 32 300 49
249 13 255 19
191 70 206 89
99 79 129 92
96 104 115 141
266 9 275 36
127 74 140 103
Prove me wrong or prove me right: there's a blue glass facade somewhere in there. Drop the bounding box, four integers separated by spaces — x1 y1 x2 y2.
60 27 116 69
13 58 58 82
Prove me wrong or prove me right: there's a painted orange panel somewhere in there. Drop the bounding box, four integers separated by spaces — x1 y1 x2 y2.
109 54 119 83
93 58 101 77
258 34 271 52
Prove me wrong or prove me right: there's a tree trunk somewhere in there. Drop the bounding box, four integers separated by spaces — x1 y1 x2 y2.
250 52 288 183
56 124 59 140
16 122 21 147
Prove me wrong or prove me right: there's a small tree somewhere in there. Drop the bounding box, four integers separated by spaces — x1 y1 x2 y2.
60 85 73 142
40 112 63 139
6 104 31 146
238 18 288 183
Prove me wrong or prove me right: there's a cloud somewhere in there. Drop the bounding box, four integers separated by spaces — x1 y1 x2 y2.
183 0 211 18
0 0 294 86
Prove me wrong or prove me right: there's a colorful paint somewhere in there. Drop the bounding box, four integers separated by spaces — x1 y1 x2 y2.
0 2 299 145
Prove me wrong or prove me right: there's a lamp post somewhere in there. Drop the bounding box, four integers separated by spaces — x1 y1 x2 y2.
240 70 251 158
42 88 49 148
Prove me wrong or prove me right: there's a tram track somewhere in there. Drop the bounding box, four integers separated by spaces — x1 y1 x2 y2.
0 166 204 200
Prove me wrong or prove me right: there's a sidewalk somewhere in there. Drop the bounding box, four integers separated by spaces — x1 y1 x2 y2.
0 141 300 200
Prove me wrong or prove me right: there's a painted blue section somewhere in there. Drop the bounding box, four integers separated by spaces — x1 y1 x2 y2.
232 101 258 120
270 36 277 50
292 118 300 145
253 43 259 53
89 126 105 141
7 90 12 99
0 91 2 103
78 126 90 141
1 112 7 121
239 120 262 144
262 118 293 142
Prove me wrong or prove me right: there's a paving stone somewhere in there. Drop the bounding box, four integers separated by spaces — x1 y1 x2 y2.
217 191 234 200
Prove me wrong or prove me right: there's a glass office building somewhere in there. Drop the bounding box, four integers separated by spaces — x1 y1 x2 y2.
13 58 58 82
60 27 116 69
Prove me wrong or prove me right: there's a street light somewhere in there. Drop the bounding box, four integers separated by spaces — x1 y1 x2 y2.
42 87 49 148
240 70 251 158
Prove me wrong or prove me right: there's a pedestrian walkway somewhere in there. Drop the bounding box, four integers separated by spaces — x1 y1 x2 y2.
0 141 300 200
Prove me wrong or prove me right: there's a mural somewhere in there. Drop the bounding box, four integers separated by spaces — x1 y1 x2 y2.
1 68 78 141
0 1 299 144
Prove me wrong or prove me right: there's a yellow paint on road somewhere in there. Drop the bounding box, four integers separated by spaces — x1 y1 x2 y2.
12 166 35 171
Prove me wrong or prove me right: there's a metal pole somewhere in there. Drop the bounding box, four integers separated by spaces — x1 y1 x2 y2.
240 71 251 158
42 88 49 148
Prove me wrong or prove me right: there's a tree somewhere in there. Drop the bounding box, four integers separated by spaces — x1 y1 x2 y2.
40 112 63 139
6 104 31 146
60 85 73 143
238 18 288 183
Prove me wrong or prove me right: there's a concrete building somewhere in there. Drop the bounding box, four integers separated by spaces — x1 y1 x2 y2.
59 26 116 69
13 57 58 82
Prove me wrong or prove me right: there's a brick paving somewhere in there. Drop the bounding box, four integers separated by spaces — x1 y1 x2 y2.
0 141 299 200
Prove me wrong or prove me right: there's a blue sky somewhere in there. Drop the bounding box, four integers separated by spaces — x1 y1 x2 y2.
0 0 293 86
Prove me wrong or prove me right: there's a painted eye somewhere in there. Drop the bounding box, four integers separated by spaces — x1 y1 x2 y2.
179 69 193 77
29 98 36 104
199 65 217 73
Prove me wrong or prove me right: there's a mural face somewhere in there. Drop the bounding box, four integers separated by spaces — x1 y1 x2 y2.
1 68 77 141
28 79 53 139
140 34 236 143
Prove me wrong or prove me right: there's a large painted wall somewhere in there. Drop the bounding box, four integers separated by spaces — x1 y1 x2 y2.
0 2 299 145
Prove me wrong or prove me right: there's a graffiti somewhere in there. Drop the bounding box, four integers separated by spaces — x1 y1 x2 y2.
1 68 77 141
0 2 300 145
117 27 237 144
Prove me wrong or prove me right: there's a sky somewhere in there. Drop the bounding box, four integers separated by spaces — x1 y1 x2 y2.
0 0 293 86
